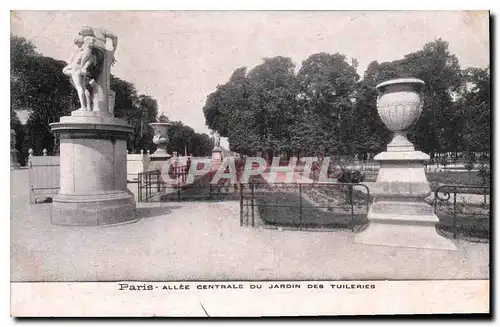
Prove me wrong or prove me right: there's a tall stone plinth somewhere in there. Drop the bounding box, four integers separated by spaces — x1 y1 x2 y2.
354 151 456 250
50 112 137 226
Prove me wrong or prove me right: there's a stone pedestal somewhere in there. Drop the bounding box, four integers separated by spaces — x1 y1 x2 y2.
212 147 222 161
354 151 456 250
211 147 223 172
50 111 137 226
148 151 172 172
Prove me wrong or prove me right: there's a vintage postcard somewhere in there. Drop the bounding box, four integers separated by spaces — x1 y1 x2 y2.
10 10 490 317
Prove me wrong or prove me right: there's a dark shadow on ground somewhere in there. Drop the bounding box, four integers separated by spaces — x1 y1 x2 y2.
436 214 490 241
136 205 184 219
153 184 242 202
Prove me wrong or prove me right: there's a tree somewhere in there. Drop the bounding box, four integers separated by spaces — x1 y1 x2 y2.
353 62 392 156
10 111 26 165
124 94 159 153
203 57 300 158
11 35 78 156
202 39 487 160
203 67 248 137
294 53 359 156
460 67 490 154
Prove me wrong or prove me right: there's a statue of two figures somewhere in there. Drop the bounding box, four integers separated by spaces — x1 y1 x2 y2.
63 26 118 114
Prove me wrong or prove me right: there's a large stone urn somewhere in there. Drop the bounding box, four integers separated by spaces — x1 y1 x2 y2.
148 122 172 171
354 78 455 250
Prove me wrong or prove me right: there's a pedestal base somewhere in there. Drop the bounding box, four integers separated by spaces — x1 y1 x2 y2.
212 147 222 162
355 198 456 250
50 113 136 227
51 191 137 226
354 220 456 250
355 148 456 250
148 153 172 172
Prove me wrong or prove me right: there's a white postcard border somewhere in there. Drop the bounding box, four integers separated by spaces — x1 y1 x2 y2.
11 280 489 317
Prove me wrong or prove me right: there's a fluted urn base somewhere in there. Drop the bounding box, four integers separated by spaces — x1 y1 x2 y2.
355 149 456 251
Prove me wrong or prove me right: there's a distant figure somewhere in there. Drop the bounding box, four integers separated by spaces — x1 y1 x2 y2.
186 156 192 174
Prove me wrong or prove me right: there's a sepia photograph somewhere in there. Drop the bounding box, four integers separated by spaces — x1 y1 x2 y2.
9 9 490 316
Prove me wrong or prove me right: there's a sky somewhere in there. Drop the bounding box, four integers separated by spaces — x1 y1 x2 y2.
10 10 489 149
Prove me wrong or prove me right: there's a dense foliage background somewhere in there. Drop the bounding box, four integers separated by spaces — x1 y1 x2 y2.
11 35 490 166
202 39 490 160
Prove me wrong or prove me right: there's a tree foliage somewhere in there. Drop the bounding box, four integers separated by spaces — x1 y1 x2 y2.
203 39 490 159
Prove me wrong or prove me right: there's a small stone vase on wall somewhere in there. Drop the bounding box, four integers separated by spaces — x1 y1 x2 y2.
150 122 170 156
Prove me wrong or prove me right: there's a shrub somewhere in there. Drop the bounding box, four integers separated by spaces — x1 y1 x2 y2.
477 164 491 185
338 169 365 183
439 156 448 167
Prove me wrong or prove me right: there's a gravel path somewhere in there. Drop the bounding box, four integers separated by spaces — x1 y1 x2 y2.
11 169 489 282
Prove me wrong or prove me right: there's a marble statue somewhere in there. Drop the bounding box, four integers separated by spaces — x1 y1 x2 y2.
63 26 118 114
211 130 221 148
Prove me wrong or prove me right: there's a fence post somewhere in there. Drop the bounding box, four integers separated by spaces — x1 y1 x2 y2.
349 185 354 231
28 148 34 158
138 174 141 202
251 183 255 227
299 183 303 229
147 173 151 202
239 182 243 227
483 187 487 207
42 149 47 156
157 171 161 193
453 186 457 239
365 184 370 214
434 187 438 213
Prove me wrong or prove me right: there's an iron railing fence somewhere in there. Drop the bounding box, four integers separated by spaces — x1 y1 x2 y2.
434 185 490 240
136 165 241 202
239 182 371 231
136 165 189 202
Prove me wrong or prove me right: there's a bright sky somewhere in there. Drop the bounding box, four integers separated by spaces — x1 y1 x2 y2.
11 11 489 148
